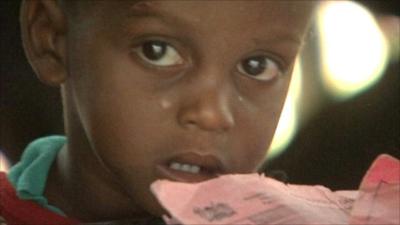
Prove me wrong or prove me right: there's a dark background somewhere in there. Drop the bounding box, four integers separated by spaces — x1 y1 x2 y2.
1 0 399 190
265 0 400 190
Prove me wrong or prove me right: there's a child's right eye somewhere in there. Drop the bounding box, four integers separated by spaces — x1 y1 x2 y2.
133 40 184 67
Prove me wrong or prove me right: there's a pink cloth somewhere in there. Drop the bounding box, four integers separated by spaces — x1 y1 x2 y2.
151 154 399 225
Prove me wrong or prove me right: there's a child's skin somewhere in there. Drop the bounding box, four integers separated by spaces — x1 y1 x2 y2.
20 0 315 222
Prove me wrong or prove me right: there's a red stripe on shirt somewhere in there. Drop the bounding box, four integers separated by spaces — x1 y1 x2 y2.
0 172 80 225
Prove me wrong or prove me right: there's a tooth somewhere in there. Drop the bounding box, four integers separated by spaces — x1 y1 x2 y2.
181 164 191 172
190 165 200 174
169 162 201 174
170 162 181 170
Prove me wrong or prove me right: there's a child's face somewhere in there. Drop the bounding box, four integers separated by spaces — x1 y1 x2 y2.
63 0 313 215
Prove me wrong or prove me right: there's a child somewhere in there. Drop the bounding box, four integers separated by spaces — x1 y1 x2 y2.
0 0 316 224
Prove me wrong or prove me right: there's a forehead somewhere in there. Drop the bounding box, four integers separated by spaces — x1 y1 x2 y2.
81 0 315 34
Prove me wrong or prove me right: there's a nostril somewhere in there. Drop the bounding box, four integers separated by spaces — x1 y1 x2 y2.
185 119 198 129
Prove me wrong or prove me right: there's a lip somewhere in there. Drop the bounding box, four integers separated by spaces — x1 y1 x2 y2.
155 152 226 183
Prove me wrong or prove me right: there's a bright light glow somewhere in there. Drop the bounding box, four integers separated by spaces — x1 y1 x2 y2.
318 1 388 101
267 58 302 160
0 152 10 173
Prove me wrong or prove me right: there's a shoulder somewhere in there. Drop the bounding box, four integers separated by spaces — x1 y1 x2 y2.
0 172 10 225
0 180 7 225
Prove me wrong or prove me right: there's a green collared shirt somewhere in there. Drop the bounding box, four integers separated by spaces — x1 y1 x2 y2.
7 136 67 216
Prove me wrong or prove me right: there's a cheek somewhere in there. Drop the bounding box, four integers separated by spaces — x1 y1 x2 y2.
231 76 292 170
231 113 280 171
68 42 166 163
160 98 173 110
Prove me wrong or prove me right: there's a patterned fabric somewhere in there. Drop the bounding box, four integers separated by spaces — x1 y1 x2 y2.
80 217 166 225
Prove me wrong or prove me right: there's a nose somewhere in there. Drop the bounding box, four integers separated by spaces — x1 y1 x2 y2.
177 78 235 133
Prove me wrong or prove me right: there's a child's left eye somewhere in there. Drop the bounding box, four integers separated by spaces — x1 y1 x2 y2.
237 55 282 81
133 40 184 67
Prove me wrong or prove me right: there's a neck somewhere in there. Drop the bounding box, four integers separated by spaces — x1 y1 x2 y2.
44 109 150 222
45 142 147 222
45 86 154 222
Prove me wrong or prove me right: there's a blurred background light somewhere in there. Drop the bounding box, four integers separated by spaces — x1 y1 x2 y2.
318 1 389 101
267 0 393 159
267 58 302 159
0 151 10 172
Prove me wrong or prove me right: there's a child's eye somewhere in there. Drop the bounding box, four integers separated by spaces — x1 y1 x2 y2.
237 56 282 81
134 40 183 67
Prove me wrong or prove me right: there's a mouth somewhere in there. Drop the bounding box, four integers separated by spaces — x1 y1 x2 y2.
155 152 226 183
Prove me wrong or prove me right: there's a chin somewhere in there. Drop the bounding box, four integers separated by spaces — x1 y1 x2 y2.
137 191 169 218
145 202 168 218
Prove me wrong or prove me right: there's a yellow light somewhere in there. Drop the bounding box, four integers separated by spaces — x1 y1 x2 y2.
0 152 10 173
267 58 302 160
318 1 388 100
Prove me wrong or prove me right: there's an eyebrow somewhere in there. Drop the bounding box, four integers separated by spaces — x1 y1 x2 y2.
126 0 188 29
252 34 303 47
127 1 303 46
128 1 168 19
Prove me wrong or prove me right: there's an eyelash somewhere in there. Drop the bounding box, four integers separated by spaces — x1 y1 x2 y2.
237 55 284 81
132 38 286 81
239 51 286 72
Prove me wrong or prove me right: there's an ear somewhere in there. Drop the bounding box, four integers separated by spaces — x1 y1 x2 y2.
20 0 68 86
